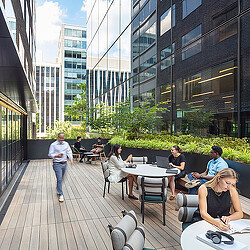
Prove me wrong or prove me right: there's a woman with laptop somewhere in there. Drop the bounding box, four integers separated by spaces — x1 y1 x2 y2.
168 145 186 200
107 144 138 200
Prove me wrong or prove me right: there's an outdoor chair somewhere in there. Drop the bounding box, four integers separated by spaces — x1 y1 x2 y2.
99 144 106 160
71 145 81 161
137 176 168 225
108 210 155 250
101 161 128 200
131 156 148 164
176 192 199 231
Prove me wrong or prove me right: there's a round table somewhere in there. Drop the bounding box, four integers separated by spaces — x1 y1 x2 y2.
181 219 250 249
121 164 180 177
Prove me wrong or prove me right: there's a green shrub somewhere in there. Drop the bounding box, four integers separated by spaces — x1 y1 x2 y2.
109 135 250 164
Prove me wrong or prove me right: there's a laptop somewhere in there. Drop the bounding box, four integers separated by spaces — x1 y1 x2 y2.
156 156 171 169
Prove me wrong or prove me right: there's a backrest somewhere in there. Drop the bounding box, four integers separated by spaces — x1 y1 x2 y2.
131 156 148 164
101 161 110 179
176 193 199 223
110 210 145 250
137 176 168 197
71 145 80 154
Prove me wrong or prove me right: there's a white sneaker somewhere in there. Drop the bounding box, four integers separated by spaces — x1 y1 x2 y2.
59 195 64 202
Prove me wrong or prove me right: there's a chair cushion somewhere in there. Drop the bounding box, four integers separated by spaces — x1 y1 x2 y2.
178 206 197 223
132 156 148 164
142 194 167 202
102 162 110 179
122 226 145 250
111 210 137 250
176 193 199 207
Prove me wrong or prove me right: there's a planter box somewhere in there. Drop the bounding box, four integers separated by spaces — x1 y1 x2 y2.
120 146 250 199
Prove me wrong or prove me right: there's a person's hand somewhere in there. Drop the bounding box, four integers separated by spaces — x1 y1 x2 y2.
128 154 132 161
169 163 174 167
55 153 63 158
216 220 230 231
70 158 73 165
192 172 200 178
191 172 197 177
221 216 231 226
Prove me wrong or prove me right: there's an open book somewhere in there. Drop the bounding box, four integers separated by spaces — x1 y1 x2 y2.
225 220 250 235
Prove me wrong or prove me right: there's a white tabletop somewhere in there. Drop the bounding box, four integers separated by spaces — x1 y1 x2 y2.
181 219 250 249
121 164 180 177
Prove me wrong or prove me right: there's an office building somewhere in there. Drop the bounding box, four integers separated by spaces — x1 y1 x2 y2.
87 56 130 108
58 24 87 124
35 62 62 138
132 0 250 137
86 0 131 112
0 0 36 194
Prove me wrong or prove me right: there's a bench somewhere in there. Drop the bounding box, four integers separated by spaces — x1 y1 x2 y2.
177 176 250 218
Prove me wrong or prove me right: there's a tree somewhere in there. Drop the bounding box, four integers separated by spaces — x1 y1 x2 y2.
64 82 87 123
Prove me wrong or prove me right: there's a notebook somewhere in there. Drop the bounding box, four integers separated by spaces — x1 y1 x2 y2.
196 233 248 250
224 220 250 235
156 156 170 169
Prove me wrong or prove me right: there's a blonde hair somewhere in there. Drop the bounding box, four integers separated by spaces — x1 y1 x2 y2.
205 168 238 189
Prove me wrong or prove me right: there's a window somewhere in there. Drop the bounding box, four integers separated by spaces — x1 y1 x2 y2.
182 0 201 19
182 25 201 60
160 5 175 36
161 43 175 70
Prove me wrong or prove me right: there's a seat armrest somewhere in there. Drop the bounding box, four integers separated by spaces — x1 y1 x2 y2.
176 193 199 208
178 207 197 223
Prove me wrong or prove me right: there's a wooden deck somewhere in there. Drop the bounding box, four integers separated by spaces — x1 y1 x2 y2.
0 159 182 250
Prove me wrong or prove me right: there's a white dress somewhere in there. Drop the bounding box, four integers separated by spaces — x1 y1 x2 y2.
108 155 127 183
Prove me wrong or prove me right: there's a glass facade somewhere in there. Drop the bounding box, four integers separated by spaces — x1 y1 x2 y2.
86 1 131 111
58 24 87 124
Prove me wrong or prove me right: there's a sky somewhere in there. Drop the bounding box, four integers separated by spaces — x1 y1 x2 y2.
36 0 87 63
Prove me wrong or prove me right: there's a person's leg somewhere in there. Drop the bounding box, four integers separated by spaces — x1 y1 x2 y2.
168 176 175 197
127 176 134 196
61 163 67 180
188 179 208 194
53 163 63 195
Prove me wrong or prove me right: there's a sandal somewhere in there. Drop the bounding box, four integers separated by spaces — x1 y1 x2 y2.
128 195 138 200
169 195 175 200
185 179 202 189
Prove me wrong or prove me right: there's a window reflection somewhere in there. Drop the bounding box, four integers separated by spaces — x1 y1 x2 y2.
182 0 201 19
182 25 202 60
161 43 175 70
160 5 175 36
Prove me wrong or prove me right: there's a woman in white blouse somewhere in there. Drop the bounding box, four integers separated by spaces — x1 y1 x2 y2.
108 144 138 199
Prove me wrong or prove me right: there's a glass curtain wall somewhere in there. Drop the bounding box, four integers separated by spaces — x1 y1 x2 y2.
87 0 250 137
0 105 23 195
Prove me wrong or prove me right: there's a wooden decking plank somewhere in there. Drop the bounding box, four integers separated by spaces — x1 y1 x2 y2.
71 221 88 249
85 219 108 250
39 224 49 250
76 199 91 220
29 226 40 250
65 199 77 222
55 223 68 250
9 227 22 250
16 204 28 228
24 203 35 227
19 226 31 250
48 223 58 250
0 228 14 250
47 201 56 224
32 203 41 226
69 199 85 221
63 221 77 250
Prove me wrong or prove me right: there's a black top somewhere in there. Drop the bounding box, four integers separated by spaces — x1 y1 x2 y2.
192 187 231 222
168 154 186 166
74 141 83 151
95 141 103 148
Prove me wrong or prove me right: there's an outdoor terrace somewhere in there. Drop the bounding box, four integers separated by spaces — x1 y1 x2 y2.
0 159 182 250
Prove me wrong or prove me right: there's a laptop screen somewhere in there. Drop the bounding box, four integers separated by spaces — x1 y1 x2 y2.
156 156 170 168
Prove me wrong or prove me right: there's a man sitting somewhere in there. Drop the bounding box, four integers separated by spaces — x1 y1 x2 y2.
91 137 104 154
74 136 87 162
186 145 228 194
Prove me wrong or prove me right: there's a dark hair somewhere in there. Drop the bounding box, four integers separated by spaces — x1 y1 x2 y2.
58 132 65 137
77 136 81 140
212 145 223 156
172 145 183 154
97 137 102 140
108 144 121 159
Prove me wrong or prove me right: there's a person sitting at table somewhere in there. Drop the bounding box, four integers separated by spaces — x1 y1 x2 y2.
107 144 138 200
192 168 243 231
91 137 104 154
186 145 228 194
167 145 186 200
74 136 87 162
